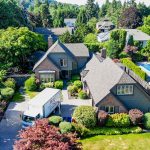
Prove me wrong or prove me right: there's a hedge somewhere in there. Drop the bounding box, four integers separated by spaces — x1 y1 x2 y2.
87 127 142 136
54 80 63 89
143 113 150 129
49 116 63 126
25 76 37 91
1 87 14 100
121 58 147 80
72 106 97 128
59 122 73 133
106 113 130 127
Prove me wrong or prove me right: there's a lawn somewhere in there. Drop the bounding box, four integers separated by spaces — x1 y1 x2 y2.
81 133 150 150
25 90 39 99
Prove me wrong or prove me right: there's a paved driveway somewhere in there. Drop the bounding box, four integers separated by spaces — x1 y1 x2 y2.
0 101 28 150
60 90 92 118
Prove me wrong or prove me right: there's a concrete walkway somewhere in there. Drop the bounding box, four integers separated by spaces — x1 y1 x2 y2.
61 89 92 118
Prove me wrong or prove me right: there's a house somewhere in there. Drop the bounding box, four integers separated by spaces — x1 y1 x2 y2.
34 27 73 42
97 29 150 48
33 39 89 82
97 31 110 42
125 29 150 47
96 18 115 32
81 53 150 113
64 18 76 27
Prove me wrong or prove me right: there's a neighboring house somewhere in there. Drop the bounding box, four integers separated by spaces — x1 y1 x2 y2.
96 18 115 32
64 18 76 27
81 53 150 113
33 39 89 82
97 31 110 42
125 29 150 47
97 29 150 48
34 27 73 42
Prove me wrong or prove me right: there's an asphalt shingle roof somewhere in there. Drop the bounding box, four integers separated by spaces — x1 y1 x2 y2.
33 41 89 70
83 54 135 105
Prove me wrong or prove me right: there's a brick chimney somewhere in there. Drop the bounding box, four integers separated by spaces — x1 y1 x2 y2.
101 48 107 59
48 35 53 48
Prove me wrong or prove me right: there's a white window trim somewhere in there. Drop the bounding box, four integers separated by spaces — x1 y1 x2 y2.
117 85 134 95
60 59 67 67
105 106 114 114
40 73 55 83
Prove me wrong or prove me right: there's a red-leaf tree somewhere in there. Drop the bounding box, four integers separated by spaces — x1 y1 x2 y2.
14 119 81 150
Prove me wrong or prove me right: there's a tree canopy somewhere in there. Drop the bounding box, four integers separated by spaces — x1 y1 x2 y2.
0 27 46 70
0 0 28 29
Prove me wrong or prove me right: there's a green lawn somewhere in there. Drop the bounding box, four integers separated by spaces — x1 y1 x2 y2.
26 90 39 99
81 133 150 150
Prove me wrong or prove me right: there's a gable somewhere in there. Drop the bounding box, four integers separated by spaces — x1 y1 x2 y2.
34 57 60 72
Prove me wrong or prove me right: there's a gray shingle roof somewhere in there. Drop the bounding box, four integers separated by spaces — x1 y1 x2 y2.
33 41 89 70
64 43 89 57
51 27 73 36
83 54 135 105
125 29 150 41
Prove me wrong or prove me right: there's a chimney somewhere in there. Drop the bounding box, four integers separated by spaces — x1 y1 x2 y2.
101 48 107 59
48 35 53 48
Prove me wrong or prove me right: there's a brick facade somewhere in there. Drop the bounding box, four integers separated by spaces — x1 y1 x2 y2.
97 94 128 113
34 57 60 81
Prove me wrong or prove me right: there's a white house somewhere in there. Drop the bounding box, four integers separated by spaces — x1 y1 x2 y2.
97 29 150 48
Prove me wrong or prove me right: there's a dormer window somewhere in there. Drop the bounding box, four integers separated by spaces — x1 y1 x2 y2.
60 59 67 67
117 85 134 95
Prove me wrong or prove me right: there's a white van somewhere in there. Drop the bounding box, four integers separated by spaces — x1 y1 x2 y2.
22 88 62 128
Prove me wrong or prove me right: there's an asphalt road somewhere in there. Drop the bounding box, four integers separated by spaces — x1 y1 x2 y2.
0 102 28 150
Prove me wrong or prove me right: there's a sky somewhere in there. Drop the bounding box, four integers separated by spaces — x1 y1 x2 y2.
57 0 150 6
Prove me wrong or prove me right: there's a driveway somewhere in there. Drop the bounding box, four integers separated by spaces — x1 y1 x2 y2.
60 90 92 118
0 101 28 150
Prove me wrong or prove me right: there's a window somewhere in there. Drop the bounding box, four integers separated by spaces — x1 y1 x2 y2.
117 85 133 95
40 73 55 83
60 59 67 67
105 106 114 114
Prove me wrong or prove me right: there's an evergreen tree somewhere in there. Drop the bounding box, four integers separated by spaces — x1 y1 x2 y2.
76 8 88 25
40 4 52 27
127 35 134 46
85 0 97 21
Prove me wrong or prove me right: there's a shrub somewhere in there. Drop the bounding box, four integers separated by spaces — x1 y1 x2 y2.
72 106 97 128
54 80 63 89
4 78 16 89
25 76 37 91
59 122 72 133
67 85 78 96
71 74 80 81
0 95 2 101
40 82 54 90
129 109 143 125
143 113 150 129
106 113 130 127
97 110 108 127
72 123 90 137
1 87 14 100
78 90 87 99
87 126 142 136
14 119 80 150
49 116 63 126
74 80 82 89
121 58 147 80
